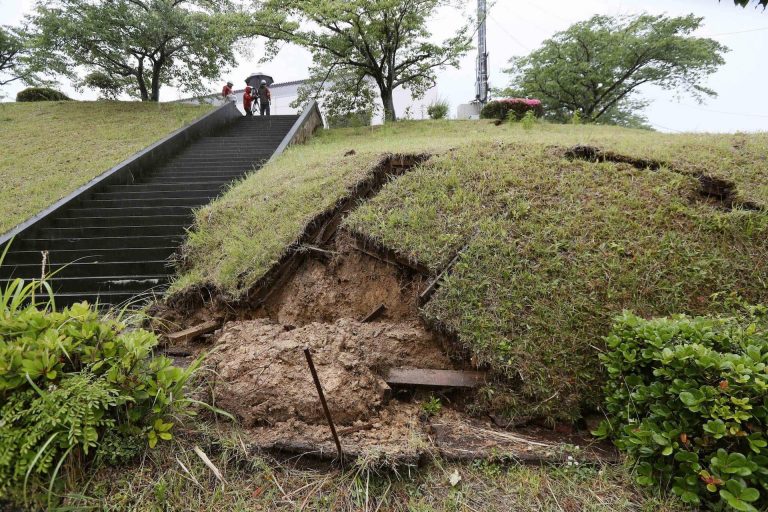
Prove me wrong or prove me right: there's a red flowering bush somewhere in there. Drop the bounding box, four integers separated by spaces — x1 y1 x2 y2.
480 98 543 121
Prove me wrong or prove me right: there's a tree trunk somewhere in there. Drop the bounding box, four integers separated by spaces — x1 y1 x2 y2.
136 60 149 101
150 59 163 102
381 88 397 122
136 73 149 101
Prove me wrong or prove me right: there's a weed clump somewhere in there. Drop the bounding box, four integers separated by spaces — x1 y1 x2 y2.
0 272 197 505
595 304 768 510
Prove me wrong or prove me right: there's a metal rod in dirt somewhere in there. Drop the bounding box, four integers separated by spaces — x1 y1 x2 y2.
303 347 344 464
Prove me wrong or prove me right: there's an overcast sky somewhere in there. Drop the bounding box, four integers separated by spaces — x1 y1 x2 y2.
1 0 766 132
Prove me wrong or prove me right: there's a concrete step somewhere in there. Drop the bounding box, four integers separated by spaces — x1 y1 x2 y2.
40 224 187 238
13 235 185 251
155 164 260 174
195 138 287 146
141 177 244 187
1 260 172 279
150 169 250 179
93 190 218 200
12 274 170 294
81 197 211 209
179 145 280 153
2 247 177 266
108 184 226 193
66 206 197 217
166 156 263 164
54 215 192 228
54 291 158 309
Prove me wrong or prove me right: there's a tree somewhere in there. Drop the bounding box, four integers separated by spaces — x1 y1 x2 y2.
502 14 727 127
0 26 33 86
292 66 379 127
731 0 768 7
255 0 473 122
26 0 252 101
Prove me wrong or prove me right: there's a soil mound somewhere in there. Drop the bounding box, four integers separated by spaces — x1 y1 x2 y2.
210 318 453 427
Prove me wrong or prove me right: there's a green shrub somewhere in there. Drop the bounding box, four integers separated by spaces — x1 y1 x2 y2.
519 110 537 130
427 99 450 120
0 268 197 504
326 110 373 128
16 87 71 102
480 98 543 121
595 306 768 510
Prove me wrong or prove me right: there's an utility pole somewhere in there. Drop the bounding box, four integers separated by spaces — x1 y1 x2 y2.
475 0 489 105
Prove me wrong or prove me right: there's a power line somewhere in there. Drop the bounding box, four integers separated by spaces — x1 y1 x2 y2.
668 101 768 118
701 26 768 37
488 14 531 50
648 122 685 133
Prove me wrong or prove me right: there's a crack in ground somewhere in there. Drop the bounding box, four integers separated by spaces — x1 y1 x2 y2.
158 151 615 468
564 144 763 212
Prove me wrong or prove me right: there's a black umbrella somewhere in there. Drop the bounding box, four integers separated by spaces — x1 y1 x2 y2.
245 73 274 89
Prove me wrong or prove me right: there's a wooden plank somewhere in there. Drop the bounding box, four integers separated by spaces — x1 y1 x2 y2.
419 243 469 305
166 320 220 344
360 304 386 323
385 368 487 388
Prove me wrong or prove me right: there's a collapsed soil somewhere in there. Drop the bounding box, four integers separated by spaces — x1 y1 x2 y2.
200 230 615 466
210 317 453 427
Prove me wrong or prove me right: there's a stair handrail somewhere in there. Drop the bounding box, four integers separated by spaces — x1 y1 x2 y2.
269 100 323 162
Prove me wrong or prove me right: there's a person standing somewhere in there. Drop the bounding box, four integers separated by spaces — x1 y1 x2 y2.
221 81 234 101
243 86 254 116
257 80 271 116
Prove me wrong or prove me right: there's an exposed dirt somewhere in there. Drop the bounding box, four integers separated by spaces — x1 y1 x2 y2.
209 317 453 427
256 233 426 326
563 144 663 170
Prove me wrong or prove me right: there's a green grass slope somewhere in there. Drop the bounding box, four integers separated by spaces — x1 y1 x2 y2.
176 120 768 421
0 101 214 234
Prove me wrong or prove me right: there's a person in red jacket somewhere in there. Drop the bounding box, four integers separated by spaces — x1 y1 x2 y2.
243 86 254 116
221 81 234 101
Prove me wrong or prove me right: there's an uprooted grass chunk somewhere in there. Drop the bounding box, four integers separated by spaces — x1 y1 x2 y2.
347 142 768 421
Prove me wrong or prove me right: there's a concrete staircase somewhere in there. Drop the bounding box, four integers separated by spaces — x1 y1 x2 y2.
0 115 300 307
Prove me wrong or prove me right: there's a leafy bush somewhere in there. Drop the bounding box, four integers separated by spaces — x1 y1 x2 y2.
427 99 450 120
16 87 71 102
519 110 537 130
595 306 768 510
480 98 543 121
0 265 197 503
326 109 373 128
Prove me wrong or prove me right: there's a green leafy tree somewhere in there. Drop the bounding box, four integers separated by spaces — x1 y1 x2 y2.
25 0 253 101
731 0 768 7
292 66 379 127
503 14 727 127
0 26 34 87
255 0 473 122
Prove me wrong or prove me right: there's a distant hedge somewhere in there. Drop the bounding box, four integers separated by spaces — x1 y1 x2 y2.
16 87 72 102
327 110 373 128
481 98 543 121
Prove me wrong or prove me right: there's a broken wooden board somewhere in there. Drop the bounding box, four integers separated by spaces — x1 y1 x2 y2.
166 320 220 345
360 303 386 323
385 368 487 388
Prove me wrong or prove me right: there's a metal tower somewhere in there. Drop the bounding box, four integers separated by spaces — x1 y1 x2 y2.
475 0 489 104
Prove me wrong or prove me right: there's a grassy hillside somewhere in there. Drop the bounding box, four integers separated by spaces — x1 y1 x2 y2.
0 101 214 234
176 120 768 421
